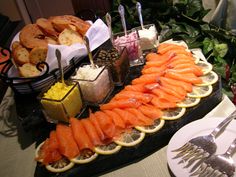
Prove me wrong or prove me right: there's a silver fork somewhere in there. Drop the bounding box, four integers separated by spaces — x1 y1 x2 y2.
190 138 236 177
172 110 236 172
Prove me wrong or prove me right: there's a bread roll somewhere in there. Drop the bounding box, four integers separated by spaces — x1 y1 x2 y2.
29 47 47 64
45 36 58 45
36 18 58 37
12 41 22 50
58 28 83 46
12 46 30 66
49 15 70 32
64 15 91 36
19 24 48 49
19 63 41 77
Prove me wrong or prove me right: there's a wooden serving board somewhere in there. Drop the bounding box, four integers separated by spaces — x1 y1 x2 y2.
34 65 223 177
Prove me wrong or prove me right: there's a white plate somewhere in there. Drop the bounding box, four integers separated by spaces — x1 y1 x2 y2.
167 117 236 177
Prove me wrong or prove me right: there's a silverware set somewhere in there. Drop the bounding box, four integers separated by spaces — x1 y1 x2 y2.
172 110 236 177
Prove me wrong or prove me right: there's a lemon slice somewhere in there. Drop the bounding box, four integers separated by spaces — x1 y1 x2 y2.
162 107 186 120
177 97 201 108
114 129 145 147
70 150 98 164
94 143 122 155
196 61 213 75
196 71 218 86
192 54 200 64
46 157 74 173
35 141 45 163
135 119 165 133
187 85 213 98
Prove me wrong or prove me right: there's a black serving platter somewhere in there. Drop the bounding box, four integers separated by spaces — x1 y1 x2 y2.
34 64 223 177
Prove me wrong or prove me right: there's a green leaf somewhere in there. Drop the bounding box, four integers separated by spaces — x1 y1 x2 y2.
213 62 227 79
202 38 214 55
222 87 234 99
230 64 236 83
213 43 228 57
170 23 186 33
184 24 199 37
175 0 188 4
185 0 203 17
231 72 236 83
214 56 227 64
200 24 210 31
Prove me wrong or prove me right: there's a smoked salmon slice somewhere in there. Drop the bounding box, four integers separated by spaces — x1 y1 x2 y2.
38 131 62 165
126 108 154 126
145 60 169 68
49 131 60 150
81 118 103 146
166 67 203 77
165 49 192 57
89 112 106 142
70 117 94 151
159 85 186 100
141 65 167 75
132 73 162 85
165 71 202 84
170 54 195 62
151 97 177 109
113 108 141 127
158 78 187 97
124 84 148 92
56 124 80 159
144 83 160 90
100 98 141 110
113 90 153 104
146 51 176 61
158 44 187 55
145 52 159 61
151 88 183 103
94 111 116 139
167 59 195 68
102 110 126 137
173 64 203 76
173 63 200 69
138 104 163 119
159 76 193 93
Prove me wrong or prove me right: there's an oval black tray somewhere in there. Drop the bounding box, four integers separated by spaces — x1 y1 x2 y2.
34 65 223 177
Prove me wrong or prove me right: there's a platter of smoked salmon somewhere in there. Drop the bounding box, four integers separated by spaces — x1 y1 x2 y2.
34 40 223 177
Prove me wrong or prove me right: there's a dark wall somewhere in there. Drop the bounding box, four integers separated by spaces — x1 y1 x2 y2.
72 0 111 17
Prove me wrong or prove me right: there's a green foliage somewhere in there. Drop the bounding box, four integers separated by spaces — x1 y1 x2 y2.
110 0 173 32
109 0 236 100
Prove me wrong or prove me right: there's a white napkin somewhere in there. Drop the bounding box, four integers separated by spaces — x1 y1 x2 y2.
86 18 110 51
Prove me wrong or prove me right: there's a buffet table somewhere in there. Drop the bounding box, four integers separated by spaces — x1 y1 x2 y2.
0 86 235 177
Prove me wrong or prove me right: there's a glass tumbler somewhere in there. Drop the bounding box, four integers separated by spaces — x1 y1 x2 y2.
94 46 130 86
112 30 144 67
71 64 114 105
133 24 158 51
39 81 83 123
